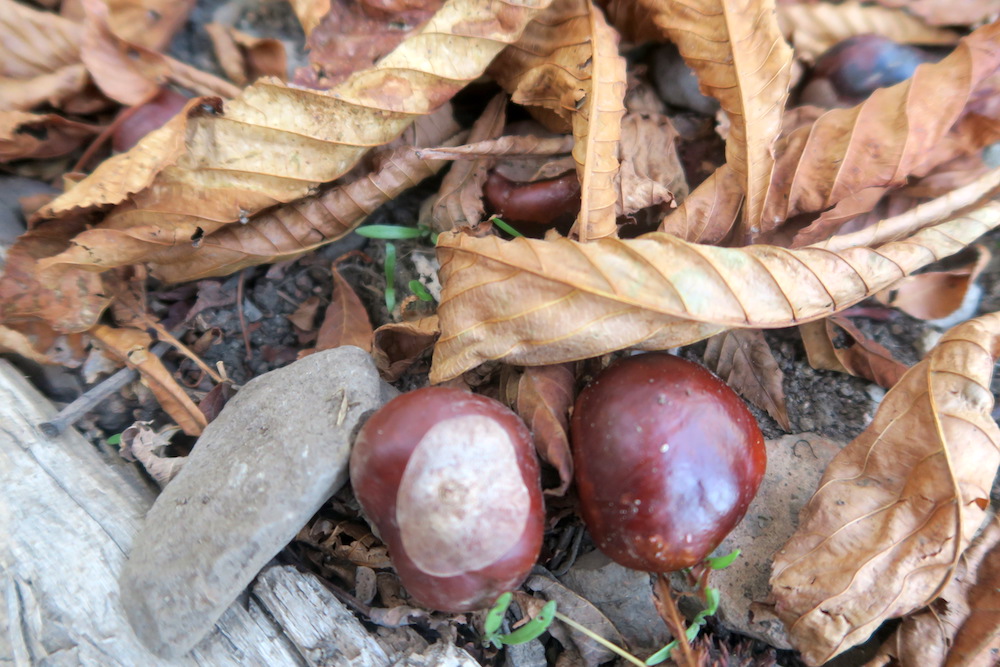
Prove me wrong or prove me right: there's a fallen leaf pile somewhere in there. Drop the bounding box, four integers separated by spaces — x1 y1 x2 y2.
3 0 1000 664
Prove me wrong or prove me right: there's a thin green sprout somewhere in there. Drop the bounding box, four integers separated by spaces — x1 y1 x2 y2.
384 242 397 313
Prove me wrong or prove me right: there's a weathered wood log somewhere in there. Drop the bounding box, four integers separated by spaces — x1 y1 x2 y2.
0 360 316 665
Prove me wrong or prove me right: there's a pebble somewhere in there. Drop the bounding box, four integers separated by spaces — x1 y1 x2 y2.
650 43 721 115
119 346 397 657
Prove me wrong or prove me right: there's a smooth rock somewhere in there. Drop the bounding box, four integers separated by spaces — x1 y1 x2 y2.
707 433 845 649
650 43 720 116
120 346 397 657
558 551 669 655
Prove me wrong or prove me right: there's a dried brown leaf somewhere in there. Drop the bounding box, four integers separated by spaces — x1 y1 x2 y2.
0 111 99 162
777 1 959 64
150 109 461 283
616 113 686 218
63 0 196 51
207 24 288 86
0 0 100 114
873 0 998 27
763 21 1000 228
570 1 625 241
32 0 548 286
287 295 321 331
423 93 507 233
639 0 793 238
516 363 575 495
315 268 374 352
91 325 207 436
430 198 1000 382
119 421 186 486
287 0 330 37
80 0 238 106
877 245 991 321
946 518 1000 667
295 0 442 89
417 134 573 160
770 312 1000 665
703 329 790 431
865 517 1000 667
371 315 439 382
799 316 908 389
657 165 742 244
490 0 625 241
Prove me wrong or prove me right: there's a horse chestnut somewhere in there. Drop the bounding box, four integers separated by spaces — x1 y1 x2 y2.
350 387 544 611
571 353 765 572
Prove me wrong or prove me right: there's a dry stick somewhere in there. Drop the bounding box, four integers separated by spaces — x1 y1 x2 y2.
38 341 170 437
657 574 698 667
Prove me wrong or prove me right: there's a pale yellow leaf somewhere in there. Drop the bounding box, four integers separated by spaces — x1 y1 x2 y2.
429 199 1000 382
638 0 793 237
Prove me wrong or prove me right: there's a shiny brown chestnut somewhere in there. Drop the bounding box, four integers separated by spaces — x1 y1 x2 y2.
571 353 766 572
350 387 544 611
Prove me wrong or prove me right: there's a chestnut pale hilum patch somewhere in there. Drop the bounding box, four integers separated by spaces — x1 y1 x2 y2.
396 415 530 577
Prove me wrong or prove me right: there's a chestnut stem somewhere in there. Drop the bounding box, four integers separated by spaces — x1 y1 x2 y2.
552 611 646 667
656 575 698 667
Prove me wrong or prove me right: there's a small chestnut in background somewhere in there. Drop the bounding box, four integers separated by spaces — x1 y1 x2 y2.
350 387 544 611
571 353 765 572
800 34 941 107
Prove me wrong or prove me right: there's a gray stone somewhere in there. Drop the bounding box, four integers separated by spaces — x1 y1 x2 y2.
120 346 397 658
651 44 721 116
558 551 669 656
708 433 845 649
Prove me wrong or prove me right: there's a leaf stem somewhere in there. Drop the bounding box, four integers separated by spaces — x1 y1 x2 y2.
552 611 646 667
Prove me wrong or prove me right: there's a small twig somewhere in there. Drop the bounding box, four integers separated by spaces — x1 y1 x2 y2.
553 611 646 667
237 268 253 362
656 574 698 667
38 342 170 437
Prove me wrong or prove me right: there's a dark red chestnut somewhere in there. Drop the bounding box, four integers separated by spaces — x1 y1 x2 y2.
483 170 581 235
350 387 544 611
801 35 941 107
571 353 765 572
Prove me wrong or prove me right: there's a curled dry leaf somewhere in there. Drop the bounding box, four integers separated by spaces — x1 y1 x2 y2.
616 113 686 218
0 111 100 162
63 0 196 51
490 0 625 241
764 21 1000 227
423 93 507 233
90 325 207 436
151 109 461 283
799 316 909 389
665 22 1000 246
294 0 442 89
119 421 186 486
873 0 999 27
770 312 1000 665
371 315 439 382
946 517 1000 667
0 0 100 114
417 134 573 160
32 0 550 276
429 200 1000 382
658 165 742 244
703 329 790 431
515 363 575 495
206 24 287 87
315 267 374 353
877 245 991 321
776 1 959 64
638 0 793 238
864 516 1000 667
